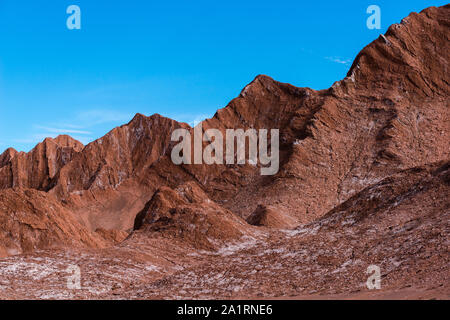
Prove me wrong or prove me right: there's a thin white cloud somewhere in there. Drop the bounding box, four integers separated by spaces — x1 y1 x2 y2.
34 125 92 135
12 133 93 146
50 123 85 129
8 109 134 151
325 56 352 66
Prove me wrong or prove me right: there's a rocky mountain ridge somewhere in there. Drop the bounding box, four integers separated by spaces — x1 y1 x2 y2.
0 4 448 300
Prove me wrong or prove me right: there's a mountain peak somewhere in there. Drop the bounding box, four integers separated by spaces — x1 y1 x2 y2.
0 148 18 167
130 112 147 122
44 135 84 151
239 74 277 97
343 4 449 98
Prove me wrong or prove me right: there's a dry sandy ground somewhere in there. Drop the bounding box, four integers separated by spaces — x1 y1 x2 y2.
0 225 447 300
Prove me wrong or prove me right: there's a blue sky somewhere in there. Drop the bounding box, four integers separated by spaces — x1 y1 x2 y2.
0 0 447 152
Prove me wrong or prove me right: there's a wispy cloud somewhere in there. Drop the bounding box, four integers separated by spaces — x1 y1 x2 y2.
18 125 94 146
48 123 86 130
75 109 134 126
12 133 93 146
7 109 134 151
34 125 92 135
25 109 134 145
325 56 352 66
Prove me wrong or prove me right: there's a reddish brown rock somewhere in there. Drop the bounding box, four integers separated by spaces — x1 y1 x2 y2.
133 181 252 250
94 228 129 244
0 188 108 257
128 161 449 299
0 148 17 167
223 5 449 223
246 204 298 229
0 135 83 191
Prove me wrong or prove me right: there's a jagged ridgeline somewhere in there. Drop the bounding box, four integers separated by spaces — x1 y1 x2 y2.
0 5 448 300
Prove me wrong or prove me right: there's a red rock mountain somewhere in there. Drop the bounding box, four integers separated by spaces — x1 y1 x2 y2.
0 135 83 191
0 4 448 299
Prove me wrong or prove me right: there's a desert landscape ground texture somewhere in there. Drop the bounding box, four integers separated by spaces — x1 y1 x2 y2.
0 5 448 299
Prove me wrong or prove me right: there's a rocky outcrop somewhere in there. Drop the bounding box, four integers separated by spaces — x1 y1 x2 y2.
246 204 298 229
52 114 186 195
0 188 108 257
0 135 83 191
133 181 252 250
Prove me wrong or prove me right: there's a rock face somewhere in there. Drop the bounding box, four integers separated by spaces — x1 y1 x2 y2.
0 4 448 299
133 182 252 250
52 114 185 195
246 205 298 229
0 189 107 257
0 135 83 191
225 5 449 222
